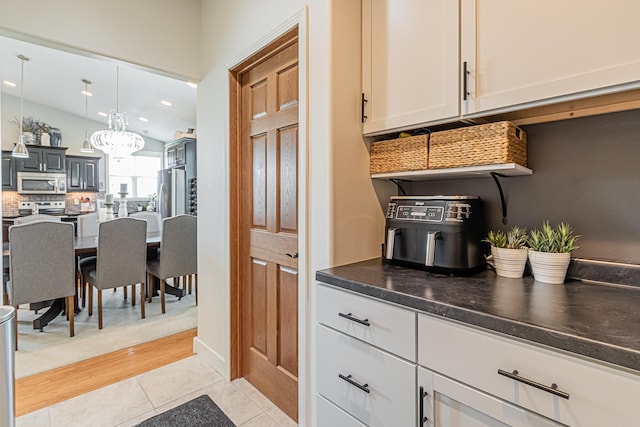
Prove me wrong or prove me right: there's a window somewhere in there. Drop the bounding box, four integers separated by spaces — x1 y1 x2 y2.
108 153 161 198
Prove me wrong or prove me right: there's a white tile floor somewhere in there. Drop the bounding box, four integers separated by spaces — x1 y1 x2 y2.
16 356 298 427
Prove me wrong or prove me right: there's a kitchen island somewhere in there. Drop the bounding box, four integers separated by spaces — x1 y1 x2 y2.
315 258 640 426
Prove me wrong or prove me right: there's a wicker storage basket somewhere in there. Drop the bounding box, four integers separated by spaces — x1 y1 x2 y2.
428 121 527 169
370 134 429 174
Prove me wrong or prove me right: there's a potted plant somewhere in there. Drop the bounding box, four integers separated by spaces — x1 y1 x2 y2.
527 221 580 284
483 226 529 278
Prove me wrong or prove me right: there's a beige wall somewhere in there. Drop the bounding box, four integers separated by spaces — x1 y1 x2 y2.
0 0 201 80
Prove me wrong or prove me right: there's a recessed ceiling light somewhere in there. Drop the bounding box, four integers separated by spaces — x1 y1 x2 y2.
98 111 108 117
186 82 198 88
161 100 172 106
138 117 149 122
3 80 16 87
81 90 93 96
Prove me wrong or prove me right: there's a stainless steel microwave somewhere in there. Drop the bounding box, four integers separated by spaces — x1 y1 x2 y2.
17 172 67 194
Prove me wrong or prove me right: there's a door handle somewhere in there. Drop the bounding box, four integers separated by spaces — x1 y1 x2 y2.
286 252 298 259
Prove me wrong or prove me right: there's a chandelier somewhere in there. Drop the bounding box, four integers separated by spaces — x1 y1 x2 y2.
90 65 144 158
12 54 30 158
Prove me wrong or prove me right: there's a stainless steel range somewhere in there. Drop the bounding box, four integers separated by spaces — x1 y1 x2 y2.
18 200 66 216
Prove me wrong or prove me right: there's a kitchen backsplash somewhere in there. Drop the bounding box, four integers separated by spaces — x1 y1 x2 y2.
404 108 640 265
2 191 98 216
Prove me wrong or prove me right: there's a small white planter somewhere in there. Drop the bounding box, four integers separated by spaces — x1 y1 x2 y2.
491 247 529 278
528 250 571 284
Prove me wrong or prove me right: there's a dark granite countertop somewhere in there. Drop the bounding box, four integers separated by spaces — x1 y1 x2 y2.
316 258 640 373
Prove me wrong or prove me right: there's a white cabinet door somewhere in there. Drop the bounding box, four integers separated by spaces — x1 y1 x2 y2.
462 0 640 115
363 0 460 135
418 367 562 427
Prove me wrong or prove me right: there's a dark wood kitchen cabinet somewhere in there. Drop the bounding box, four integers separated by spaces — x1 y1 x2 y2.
2 151 17 190
66 155 100 192
15 146 67 173
165 137 196 168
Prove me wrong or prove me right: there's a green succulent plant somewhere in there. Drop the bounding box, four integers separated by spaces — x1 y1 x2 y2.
528 221 580 253
483 226 528 249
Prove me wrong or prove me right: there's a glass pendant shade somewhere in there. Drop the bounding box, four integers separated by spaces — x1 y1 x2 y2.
12 54 30 158
12 134 30 158
89 66 144 158
80 137 94 153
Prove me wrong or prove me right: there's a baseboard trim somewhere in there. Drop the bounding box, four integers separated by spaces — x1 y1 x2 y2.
193 336 228 380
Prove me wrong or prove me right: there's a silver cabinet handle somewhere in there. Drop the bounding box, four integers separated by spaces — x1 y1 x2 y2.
498 369 569 399
425 231 440 266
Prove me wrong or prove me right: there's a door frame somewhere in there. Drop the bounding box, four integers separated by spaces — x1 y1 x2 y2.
228 8 309 422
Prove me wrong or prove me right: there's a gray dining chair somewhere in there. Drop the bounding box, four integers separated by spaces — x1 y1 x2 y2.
14 214 61 225
147 214 197 313
76 212 98 307
81 217 147 329
7 221 76 349
130 211 162 234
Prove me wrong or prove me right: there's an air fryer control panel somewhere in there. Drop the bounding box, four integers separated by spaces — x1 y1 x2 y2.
386 199 474 223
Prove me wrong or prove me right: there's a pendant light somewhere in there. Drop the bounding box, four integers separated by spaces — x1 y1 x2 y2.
90 65 144 158
12 54 30 158
80 79 94 153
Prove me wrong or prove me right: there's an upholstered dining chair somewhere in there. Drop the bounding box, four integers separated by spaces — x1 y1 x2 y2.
7 221 76 349
130 211 162 234
147 214 197 313
81 217 147 329
13 214 61 225
76 212 99 307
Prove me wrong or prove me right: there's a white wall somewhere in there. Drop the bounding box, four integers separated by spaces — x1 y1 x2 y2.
197 1 390 424
0 0 201 80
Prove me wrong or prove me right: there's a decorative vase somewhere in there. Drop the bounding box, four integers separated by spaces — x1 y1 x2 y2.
491 246 529 279
49 128 62 147
528 250 571 284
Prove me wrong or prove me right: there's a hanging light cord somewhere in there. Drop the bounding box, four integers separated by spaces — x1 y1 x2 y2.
17 55 28 136
85 81 89 139
115 65 120 114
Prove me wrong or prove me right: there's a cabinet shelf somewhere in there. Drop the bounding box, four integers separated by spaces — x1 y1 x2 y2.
371 163 532 181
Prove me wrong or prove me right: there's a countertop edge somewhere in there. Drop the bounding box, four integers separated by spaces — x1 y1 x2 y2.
315 270 640 374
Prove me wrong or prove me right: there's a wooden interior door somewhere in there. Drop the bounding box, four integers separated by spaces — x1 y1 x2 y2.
239 39 299 421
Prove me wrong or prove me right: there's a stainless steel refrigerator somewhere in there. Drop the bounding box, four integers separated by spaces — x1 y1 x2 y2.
157 167 186 218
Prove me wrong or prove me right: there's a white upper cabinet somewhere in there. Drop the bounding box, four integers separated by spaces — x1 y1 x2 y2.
462 0 640 116
362 0 460 135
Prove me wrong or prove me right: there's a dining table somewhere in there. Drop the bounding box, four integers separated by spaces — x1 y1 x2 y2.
3 230 184 330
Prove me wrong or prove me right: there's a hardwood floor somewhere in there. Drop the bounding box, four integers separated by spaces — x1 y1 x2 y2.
15 328 197 416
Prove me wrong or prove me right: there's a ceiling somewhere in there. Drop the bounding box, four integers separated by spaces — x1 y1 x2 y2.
0 35 197 144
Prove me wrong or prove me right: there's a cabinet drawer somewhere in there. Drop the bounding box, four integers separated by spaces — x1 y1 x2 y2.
317 395 366 427
317 325 416 427
316 284 416 361
418 314 640 426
